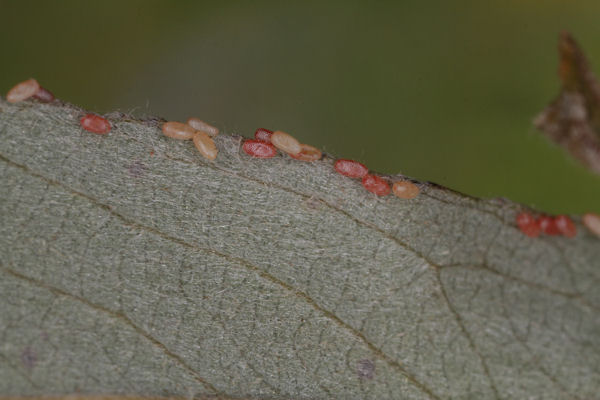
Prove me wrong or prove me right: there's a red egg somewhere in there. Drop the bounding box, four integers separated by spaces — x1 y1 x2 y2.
555 215 576 238
538 216 560 235
362 174 390 196
516 212 540 238
80 114 111 134
242 139 277 158
254 128 273 143
334 159 368 179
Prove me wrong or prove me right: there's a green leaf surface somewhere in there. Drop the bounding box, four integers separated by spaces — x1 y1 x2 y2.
1 99 599 399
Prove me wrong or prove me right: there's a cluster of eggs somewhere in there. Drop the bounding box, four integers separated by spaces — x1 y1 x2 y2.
516 213 576 238
157 119 422 201
161 119 219 160
237 128 421 200
5 78 600 239
516 211 600 239
6 78 112 135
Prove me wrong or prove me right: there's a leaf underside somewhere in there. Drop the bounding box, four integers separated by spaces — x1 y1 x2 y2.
1 99 599 399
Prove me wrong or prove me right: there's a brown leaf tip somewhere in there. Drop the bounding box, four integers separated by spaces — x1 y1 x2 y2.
534 32 600 175
558 31 591 92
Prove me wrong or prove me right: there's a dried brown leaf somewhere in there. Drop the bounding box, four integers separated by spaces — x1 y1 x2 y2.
534 31 600 174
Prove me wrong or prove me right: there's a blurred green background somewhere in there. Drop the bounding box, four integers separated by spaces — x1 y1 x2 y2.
1 0 600 214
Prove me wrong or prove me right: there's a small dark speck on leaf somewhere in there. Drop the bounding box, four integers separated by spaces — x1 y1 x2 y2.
141 116 166 127
103 111 127 120
127 160 147 178
303 196 322 210
357 359 375 379
21 347 37 369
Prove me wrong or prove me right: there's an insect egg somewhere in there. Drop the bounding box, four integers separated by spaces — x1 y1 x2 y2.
289 143 322 161
187 117 219 137
32 86 55 102
80 114 111 134
254 128 274 143
6 78 40 103
582 213 600 238
538 216 560 235
554 215 576 238
516 212 540 238
162 121 196 140
362 174 391 196
334 159 368 178
271 131 302 155
193 131 218 160
242 139 277 158
392 180 420 199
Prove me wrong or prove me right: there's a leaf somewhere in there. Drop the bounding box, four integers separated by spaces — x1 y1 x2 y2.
1 99 599 399
535 31 600 175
